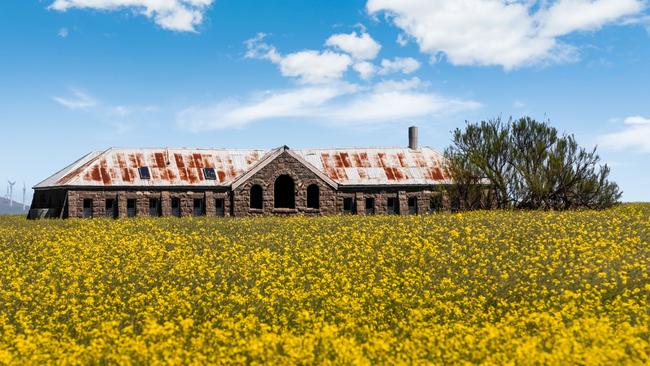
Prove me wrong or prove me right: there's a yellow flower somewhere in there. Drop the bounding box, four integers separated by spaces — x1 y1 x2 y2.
0 204 647 364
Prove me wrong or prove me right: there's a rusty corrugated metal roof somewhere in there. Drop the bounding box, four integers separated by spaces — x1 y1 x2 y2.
35 148 270 188
34 146 449 189
295 147 449 185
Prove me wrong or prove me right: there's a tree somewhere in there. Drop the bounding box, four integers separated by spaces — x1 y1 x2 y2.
445 118 514 208
444 117 621 210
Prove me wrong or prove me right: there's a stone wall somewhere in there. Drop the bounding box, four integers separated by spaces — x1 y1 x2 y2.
40 151 458 219
48 185 453 219
232 151 338 216
66 189 231 218
336 187 451 216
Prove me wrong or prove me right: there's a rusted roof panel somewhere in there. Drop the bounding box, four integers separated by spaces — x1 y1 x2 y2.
35 146 450 189
35 148 269 188
294 147 450 185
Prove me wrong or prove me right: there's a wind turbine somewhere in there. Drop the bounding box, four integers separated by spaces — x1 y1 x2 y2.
7 181 15 207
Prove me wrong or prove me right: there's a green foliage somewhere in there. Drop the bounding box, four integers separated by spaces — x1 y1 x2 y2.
444 116 621 210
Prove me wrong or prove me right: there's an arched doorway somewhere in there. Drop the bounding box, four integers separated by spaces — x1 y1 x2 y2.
274 175 295 209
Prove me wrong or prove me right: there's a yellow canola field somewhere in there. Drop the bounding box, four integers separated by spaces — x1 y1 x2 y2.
0 204 649 365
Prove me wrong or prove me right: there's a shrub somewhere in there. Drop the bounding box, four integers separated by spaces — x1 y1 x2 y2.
444 116 621 210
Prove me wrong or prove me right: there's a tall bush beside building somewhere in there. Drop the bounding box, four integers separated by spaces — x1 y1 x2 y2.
444 117 621 210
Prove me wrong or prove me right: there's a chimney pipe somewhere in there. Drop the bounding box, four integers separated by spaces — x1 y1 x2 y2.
408 126 418 150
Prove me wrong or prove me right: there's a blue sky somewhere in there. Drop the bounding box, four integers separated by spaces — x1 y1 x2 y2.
1 0 650 202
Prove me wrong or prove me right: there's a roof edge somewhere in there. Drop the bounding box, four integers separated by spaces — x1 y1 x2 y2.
33 150 106 189
285 149 339 189
229 146 286 190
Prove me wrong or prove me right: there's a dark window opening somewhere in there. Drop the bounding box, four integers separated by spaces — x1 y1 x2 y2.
215 198 225 217
450 194 462 212
274 175 295 209
387 197 399 215
149 198 161 217
408 197 418 215
83 199 93 218
365 197 375 215
105 199 117 219
138 167 151 180
343 197 355 214
203 168 217 180
171 198 181 217
127 199 137 217
250 185 263 209
430 194 443 212
193 198 205 216
307 184 320 209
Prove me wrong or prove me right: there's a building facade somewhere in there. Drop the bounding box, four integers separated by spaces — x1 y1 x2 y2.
29 128 454 219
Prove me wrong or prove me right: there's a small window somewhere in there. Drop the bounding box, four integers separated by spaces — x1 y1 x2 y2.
307 184 319 209
105 199 117 218
365 197 375 215
83 199 93 218
250 185 263 209
430 193 443 212
408 197 418 215
171 198 181 217
149 198 161 217
203 168 217 181
215 198 225 217
127 199 137 217
193 198 205 216
138 167 151 180
343 197 355 214
387 197 399 215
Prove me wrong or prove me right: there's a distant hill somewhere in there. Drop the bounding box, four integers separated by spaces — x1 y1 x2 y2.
0 197 28 215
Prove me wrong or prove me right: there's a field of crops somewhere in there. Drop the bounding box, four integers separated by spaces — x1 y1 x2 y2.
0 205 649 364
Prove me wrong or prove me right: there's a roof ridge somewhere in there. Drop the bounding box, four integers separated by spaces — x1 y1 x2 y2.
102 147 270 151
294 146 437 150
97 146 438 151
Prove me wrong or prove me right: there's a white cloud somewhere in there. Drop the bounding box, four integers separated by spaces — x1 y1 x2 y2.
180 33 480 131
326 79 480 124
112 105 131 116
598 116 650 153
178 83 358 130
396 33 409 47
244 33 282 62
623 115 650 125
353 61 377 80
367 0 646 69
246 34 352 84
58 27 69 38
52 89 97 109
621 14 650 33
538 0 645 37
378 57 420 75
325 31 382 60
48 0 214 32
279 51 352 84
52 88 160 122
372 77 426 93
177 78 480 130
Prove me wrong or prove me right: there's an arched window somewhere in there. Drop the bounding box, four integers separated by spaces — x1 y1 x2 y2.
274 175 295 209
307 184 319 209
250 184 263 209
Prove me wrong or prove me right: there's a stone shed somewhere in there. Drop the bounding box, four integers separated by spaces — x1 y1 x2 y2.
29 127 453 219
